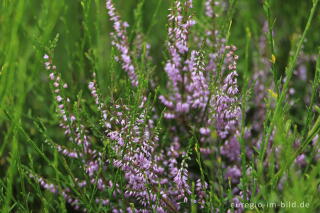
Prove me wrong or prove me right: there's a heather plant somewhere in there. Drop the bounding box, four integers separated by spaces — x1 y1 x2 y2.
1 0 320 213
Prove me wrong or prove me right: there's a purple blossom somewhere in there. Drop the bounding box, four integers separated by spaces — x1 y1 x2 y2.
196 179 208 208
106 0 138 87
205 0 214 18
173 156 191 203
220 136 241 162
295 154 307 167
34 1 255 212
214 45 241 139
30 174 84 211
225 166 241 184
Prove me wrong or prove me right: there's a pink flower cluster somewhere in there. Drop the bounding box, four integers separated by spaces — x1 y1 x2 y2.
106 0 138 87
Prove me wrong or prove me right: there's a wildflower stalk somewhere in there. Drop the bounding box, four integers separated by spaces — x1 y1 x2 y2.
106 0 139 87
263 0 279 92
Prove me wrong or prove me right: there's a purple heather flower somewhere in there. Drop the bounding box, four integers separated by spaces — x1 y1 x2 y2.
35 1 259 212
106 0 138 87
30 174 84 211
161 1 211 123
174 158 191 203
220 136 240 162
295 154 307 167
214 45 241 139
196 179 208 208
225 166 241 184
205 0 214 18
200 127 210 136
